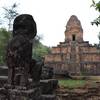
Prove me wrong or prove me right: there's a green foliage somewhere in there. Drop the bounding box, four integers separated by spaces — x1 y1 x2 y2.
32 41 50 60
91 0 100 26
91 0 100 46
98 33 100 47
0 27 50 64
98 32 100 40
91 0 100 11
0 28 11 65
32 35 50 60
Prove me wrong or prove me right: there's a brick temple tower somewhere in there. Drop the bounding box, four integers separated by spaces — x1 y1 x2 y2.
65 15 83 42
45 15 100 75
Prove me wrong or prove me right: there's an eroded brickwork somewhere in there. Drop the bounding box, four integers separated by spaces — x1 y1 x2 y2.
45 15 100 75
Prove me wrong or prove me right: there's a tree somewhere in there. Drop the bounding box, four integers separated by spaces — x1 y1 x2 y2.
0 28 11 65
32 42 50 60
3 3 19 31
0 17 2 25
32 36 50 60
91 0 100 47
91 0 100 26
97 32 100 47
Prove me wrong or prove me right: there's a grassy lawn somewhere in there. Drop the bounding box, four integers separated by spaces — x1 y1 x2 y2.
58 79 87 88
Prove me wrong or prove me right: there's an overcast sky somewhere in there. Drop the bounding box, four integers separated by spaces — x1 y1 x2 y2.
0 0 100 46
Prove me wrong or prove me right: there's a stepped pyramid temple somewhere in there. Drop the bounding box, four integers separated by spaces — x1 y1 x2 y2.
44 15 100 75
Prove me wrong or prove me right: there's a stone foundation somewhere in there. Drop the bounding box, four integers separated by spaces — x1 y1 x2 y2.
44 15 100 76
56 83 100 100
41 95 56 100
0 87 41 100
40 79 58 94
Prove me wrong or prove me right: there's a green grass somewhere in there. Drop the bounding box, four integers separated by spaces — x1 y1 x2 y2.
59 79 87 88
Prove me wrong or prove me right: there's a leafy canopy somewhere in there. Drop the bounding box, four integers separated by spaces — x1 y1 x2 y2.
91 0 100 26
0 28 11 65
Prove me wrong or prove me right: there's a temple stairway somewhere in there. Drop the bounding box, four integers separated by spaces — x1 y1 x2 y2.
68 42 80 75
0 66 8 87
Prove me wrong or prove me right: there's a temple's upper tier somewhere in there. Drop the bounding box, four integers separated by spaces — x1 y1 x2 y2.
65 15 83 42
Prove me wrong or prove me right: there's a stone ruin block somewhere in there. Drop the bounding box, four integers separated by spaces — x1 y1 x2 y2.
41 95 57 100
0 14 58 100
40 79 58 94
0 14 43 100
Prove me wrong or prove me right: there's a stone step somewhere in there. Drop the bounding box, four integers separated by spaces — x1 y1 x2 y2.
40 79 58 94
0 76 8 87
0 66 8 76
41 94 56 100
0 66 8 87
0 76 8 80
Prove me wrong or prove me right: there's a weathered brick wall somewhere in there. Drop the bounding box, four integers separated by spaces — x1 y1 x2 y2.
81 53 100 62
80 46 99 53
45 54 62 62
80 63 100 75
56 83 100 100
44 15 100 76
51 47 61 54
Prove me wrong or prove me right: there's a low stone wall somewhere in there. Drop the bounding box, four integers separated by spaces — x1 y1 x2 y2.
56 82 100 100
0 76 7 88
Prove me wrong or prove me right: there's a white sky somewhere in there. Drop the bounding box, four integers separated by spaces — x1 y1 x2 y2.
0 0 100 46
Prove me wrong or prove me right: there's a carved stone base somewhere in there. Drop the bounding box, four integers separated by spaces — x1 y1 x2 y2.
0 87 41 100
0 88 8 100
40 79 58 94
9 88 41 100
41 95 56 100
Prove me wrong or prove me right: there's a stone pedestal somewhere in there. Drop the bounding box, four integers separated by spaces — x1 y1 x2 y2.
8 87 41 100
0 87 41 100
0 88 8 100
41 95 56 100
40 79 58 100
40 79 58 94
